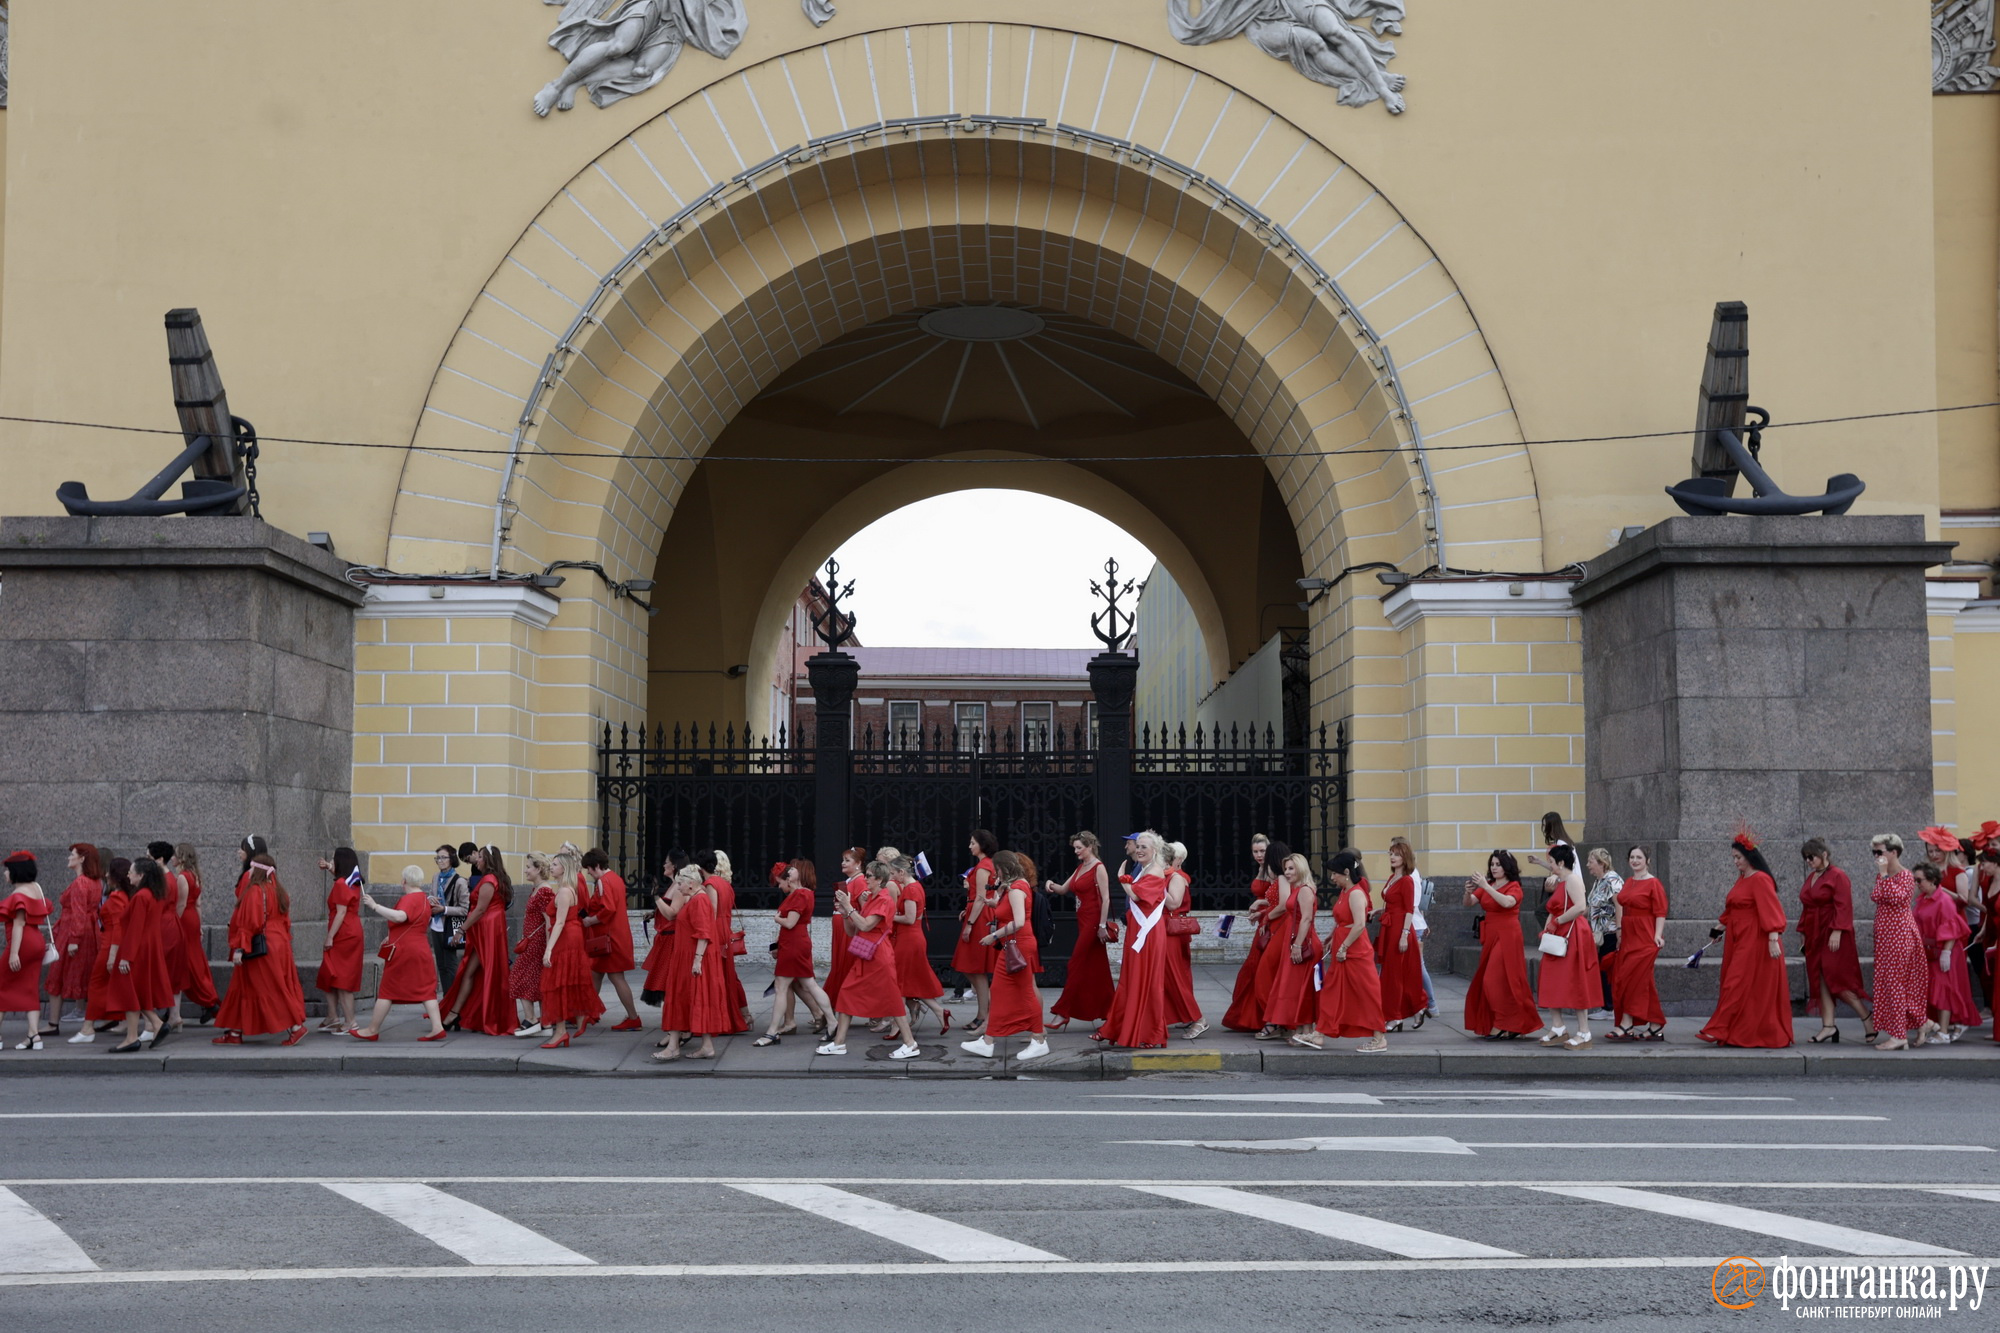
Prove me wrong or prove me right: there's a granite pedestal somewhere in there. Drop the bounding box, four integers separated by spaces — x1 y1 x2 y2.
1572 515 1952 922
0 516 362 948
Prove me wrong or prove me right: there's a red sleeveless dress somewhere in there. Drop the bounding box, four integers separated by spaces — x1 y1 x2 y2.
175 872 219 1007
985 882 1044 1036
1464 879 1541 1036
895 881 944 999
1264 881 1321 1028
1163 871 1201 1025
1222 878 1279 1031
1375 874 1425 1023
773 884 817 979
1050 861 1114 1022
1097 873 1172 1048
446 876 514 1035
542 892 607 1029
951 858 997 976
1317 887 1384 1036
1534 877 1601 1011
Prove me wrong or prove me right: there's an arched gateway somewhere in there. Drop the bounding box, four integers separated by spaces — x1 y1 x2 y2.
358 25 1557 878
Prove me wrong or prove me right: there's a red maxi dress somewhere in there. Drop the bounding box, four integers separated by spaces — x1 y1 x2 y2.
106 889 174 1014
215 875 306 1036
1376 874 1426 1024
586 871 637 977
160 874 190 996
1914 886 1979 1024
1050 860 1115 1023
824 873 865 1006
315 874 364 993
985 881 1043 1037
174 872 219 1008
708 875 748 1026
86 889 130 1023
675 889 733 1035
895 880 944 1001
1697 871 1793 1048
641 893 677 999
446 876 514 1035
1534 877 1601 1011
1222 878 1280 1031
542 893 606 1030
1163 871 1201 1026
1097 873 1172 1048
1464 879 1541 1036
1798 866 1868 1001
1868 870 1928 1042
510 884 555 1002
658 891 701 1033
773 883 817 979
1611 874 1668 1027
1317 887 1384 1036
50 874 101 1004
376 892 439 1003
1263 880 1322 1029
0 889 51 1013
833 887 904 1021
951 858 997 978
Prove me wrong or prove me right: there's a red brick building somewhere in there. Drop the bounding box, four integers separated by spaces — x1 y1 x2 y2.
791 646 1095 749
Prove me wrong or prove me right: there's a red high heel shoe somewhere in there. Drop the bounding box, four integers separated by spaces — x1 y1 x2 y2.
539 1033 571 1049
1046 1016 1071 1033
940 1009 954 1036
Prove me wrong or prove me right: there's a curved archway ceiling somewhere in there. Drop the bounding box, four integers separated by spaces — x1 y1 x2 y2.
750 304 1222 435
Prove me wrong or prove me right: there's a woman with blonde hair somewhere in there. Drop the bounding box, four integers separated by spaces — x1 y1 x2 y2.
886 851 950 1036
508 851 557 1039
818 860 921 1059
1269 853 1323 1048
351 866 447 1042
652 865 709 1058
1096 832 1173 1048
539 848 605 1049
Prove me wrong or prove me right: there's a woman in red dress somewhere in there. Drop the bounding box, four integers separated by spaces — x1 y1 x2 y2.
1463 849 1541 1039
1247 840 1298 1040
656 867 729 1060
701 850 750 1031
1534 844 1600 1049
952 830 1000 1031
1221 834 1279 1033
1696 831 1793 1049
581 848 644 1031
79 856 131 1044
1096 833 1176 1049
1866 833 1928 1050
639 850 690 1008
351 865 446 1041
1797 837 1870 1043
1046 831 1114 1029
652 866 706 1054
50 844 103 1039
169 844 219 1024
888 851 950 1034
508 853 556 1039
145 841 190 1028
1377 838 1426 1031
1295 851 1387 1052
755 859 833 1045
1162 842 1207 1039
213 840 308 1046
961 852 1049 1062
443 846 514 1035
1606 845 1668 1041
1914 862 1978 1042
0 852 51 1049
818 860 921 1059
312 848 365 1034
538 850 606 1049
1267 854 1323 1048
823 848 868 1013
107 857 174 1052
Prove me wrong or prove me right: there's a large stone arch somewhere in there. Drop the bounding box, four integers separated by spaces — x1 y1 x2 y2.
364 23 1542 860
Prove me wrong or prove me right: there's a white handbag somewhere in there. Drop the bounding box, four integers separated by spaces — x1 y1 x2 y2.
1537 931 1568 957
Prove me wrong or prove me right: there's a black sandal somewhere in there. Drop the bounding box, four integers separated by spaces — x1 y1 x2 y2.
1411 1010 1427 1031
752 1034 780 1047
1809 1027 1840 1044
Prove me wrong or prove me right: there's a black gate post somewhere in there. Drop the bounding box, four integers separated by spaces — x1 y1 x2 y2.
807 650 859 916
1088 650 1137 850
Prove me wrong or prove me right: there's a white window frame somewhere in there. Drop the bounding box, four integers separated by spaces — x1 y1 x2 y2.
954 701 987 749
887 699 922 748
1019 700 1054 749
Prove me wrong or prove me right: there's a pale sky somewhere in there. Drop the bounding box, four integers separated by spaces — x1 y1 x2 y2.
827 489 1155 648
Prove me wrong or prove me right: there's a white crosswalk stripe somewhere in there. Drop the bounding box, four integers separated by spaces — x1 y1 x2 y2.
1930 1188 2000 1204
0 1186 97 1273
1532 1186 1963 1257
321 1183 595 1266
1128 1185 1519 1259
729 1183 1065 1262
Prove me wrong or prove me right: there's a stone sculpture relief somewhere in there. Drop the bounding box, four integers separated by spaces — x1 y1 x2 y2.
1935 0 2000 93
533 0 747 116
1 3 10 109
802 0 836 27
1167 0 1406 114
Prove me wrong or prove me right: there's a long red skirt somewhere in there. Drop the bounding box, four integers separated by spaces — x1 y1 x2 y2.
1697 934 1794 1048
1464 915 1540 1035
1221 922 1272 1031
542 920 607 1028
1376 915 1427 1024
176 904 219 1007
1317 937 1385 1036
446 909 513 1035
1051 924 1115 1022
951 905 995 976
1098 933 1170 1049
1164 927 1200 1024
1610 935 1664 1026
987 937 1043 1037
1265 928 1322 1029
316 926 364 993
105 894 175 1012
642 922 676 997
1534 916 1601 1011
834 933 904 1020
216 916 305 1036
895 921 943 1000
825 915 852 1007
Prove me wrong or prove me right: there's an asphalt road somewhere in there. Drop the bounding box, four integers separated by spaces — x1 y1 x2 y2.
2 1072 1996 1331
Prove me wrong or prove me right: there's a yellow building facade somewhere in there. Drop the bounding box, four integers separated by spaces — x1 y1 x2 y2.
0 2 1993 877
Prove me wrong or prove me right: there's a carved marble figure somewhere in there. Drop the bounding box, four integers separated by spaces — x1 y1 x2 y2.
534 0 747 116
1167 0 1406 114
802 0 836 27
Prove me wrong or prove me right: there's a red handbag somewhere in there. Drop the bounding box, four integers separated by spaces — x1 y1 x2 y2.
1102 919 1121 942
584 935 614 958
730 929 747 957
1165 915 1201 937
846 932 880 961
1000 939 1028 974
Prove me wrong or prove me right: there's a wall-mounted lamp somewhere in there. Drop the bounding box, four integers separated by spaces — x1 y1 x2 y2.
725 664 750 678
307 532 335 556
539 560 655 614
1375 571 1412 588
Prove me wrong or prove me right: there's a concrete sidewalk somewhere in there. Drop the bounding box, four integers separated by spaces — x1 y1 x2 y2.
11 961 1994 1080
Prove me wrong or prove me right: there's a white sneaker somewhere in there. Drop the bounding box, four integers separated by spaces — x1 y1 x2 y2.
512 1023 546 1039
1587 1009 1612 1021
960 1036 996 1058
66 1028 95 1044
890 1043 922 1060
1017 1038 1051 1062
815 1042 846 1055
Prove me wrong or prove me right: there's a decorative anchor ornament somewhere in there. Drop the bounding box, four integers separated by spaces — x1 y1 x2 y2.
1090 557 1137 652
812 557 858 651
1663 301 1864 518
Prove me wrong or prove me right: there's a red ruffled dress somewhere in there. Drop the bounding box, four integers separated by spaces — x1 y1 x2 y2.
86 889 130 1022
985 881 1043 1037
951 858 997 977
1222 878 1279 1031
1798 866 1867 1000
446 876 514 1035
215 874 306 1036
1375 874 1426 1024
1612 874 1668 1027
50 875 101 1002
1914 887 1979 1024
315 875 364 993
1317 886 1384 1036
1464 879 1540 1036
895 880 944 1000
541 892 607 1030
1534 877 1601 1011
1163 870 1201 1025
174 872 219 1008
833 887 904 1021
1263 881 1321 1029
377 892 439 1003
510 884 555 1002
587 871 637 975
774 884 817 979
0 889 52 1012
1697 871 1794 1048
1051 861 1115 1023
1098 873 1172 1048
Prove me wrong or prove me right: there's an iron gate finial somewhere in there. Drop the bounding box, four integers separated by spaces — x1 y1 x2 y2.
812 557 858 651
1090 556 1137 652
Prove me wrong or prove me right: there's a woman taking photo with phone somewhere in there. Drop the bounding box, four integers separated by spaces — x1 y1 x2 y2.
1464 849 1541 1040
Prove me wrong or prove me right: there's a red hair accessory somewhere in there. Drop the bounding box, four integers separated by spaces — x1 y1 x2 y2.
769 860 790 886
3 850 31 861
1918 825 1961 854
1971 821 2000 854
1730 821 1759 852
